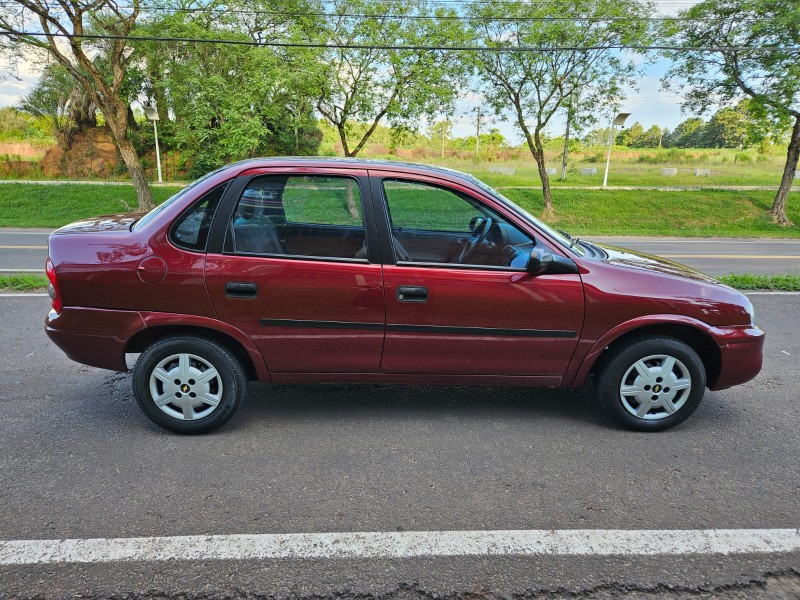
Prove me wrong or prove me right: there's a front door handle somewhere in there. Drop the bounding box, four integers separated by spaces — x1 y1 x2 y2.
397 286 428 303
225 282 258 299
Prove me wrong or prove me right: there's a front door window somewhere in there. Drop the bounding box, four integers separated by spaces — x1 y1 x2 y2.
382 179 533 268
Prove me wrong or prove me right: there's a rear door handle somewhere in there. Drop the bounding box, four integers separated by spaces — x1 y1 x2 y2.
397 286 428 303
225 282 258 299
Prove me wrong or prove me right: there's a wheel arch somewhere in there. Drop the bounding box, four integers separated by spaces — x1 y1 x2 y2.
125 321 269 382
571 318 721 389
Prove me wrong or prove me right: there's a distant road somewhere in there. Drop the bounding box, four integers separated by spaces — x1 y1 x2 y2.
591 236 800 275
1 228 798 275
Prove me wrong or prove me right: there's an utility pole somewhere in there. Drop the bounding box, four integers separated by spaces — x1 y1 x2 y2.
474 107 482 160
560 104 572 181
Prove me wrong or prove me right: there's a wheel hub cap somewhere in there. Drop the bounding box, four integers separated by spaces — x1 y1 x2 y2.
148 353 223 421
619 354 691 421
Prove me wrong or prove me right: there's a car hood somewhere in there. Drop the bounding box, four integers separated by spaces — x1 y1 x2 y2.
52 213 146 234
590 241 720 285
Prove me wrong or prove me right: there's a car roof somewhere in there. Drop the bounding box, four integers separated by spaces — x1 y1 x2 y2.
228 157 480 186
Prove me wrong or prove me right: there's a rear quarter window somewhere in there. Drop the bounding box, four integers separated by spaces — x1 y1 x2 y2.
169 183 228 251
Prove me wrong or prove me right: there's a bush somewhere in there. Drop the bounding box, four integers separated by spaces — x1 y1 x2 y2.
735 152 753 163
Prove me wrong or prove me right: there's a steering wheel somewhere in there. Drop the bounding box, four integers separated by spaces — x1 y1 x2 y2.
458 217 493 264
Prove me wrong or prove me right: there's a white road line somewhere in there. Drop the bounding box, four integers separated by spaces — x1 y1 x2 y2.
0 293 48 297
0 529 798 566
0 268 45 273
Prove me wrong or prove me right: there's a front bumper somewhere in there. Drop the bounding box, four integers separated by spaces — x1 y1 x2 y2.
45 307 146 372
709 325 765 390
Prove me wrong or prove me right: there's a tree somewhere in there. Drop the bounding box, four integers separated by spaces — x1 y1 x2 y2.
663 0 800 225
702 100 774 148
429 119 453 158
468 0 652 216
641 125 662 148
616 121 644 147
663 117 705 148
314 0 466 157
583 127 612 147
0 0 155 211
133 0 323 177
18 62 96 148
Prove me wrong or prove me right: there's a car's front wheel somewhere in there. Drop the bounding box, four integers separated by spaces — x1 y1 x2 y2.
133 336 247 434
596 336 706 431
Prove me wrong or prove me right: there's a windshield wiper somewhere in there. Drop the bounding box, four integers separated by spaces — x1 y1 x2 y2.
557 228 573 240
568 236 581 249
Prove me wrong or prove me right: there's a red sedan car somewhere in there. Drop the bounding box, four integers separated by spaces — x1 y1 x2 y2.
45 159 763 433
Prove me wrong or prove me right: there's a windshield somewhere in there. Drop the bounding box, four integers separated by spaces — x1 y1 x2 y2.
132 166 230 231
466 175 585 256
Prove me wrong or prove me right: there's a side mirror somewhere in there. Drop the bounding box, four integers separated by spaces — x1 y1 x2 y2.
526 246 579 276
527 246 553 275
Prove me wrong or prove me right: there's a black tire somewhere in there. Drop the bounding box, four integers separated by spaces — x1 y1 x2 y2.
133 336 247 434
596 336 706 432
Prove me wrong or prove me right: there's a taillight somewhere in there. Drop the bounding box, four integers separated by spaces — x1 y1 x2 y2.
46 258 62 313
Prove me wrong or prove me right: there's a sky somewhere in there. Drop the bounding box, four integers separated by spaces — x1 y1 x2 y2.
0 0 703 143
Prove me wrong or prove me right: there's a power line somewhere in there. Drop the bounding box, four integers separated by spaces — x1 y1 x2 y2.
2 30 797 53
0 3 756 24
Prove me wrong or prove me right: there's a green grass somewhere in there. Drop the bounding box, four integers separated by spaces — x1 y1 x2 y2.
717 274 800 291
0 274 48 290
501 188 800 237
0 183 184 228
422 150 793 188
1 181 799 238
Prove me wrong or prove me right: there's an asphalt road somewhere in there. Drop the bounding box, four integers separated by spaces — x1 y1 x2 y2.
0 294 798 599
1 228 800 275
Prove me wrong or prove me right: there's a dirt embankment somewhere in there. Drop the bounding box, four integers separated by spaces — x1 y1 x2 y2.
39 127 122 178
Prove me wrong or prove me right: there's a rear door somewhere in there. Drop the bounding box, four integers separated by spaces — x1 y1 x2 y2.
205 168 385 373
371 172 584 379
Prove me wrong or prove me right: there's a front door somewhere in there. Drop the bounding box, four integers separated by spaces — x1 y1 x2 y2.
206 170 385 373
374 174 584 378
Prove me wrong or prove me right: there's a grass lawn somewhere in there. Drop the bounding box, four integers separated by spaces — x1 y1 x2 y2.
0 181 799 238
0 274 49 290
0 183 184 228
501 188 800 237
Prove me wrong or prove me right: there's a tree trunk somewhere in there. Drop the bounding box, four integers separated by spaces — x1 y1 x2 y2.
344 179 359 220
532 130 554 218
116 134 155 212
516 108 555 218
771 115 800 226
337 124 353 157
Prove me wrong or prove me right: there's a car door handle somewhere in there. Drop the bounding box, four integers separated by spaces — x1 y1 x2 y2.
397 286 428 303
225 282 258 299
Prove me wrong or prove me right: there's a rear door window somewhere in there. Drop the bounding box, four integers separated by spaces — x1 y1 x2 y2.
229 175 368 260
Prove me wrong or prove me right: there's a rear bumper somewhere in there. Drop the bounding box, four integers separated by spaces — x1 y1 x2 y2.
710 325 765 390
45 307 146 372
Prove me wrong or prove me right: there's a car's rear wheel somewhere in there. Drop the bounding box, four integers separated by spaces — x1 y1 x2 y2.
133 336 247 434
596 336 706 431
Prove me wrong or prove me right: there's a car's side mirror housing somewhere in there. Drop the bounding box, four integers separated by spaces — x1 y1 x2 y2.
526 246 579 275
